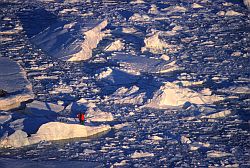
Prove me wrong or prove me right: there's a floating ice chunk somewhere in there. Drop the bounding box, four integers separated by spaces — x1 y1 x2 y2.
174 80 204 87
113 122 129 130
83 149 96 154
1 122 111 148
108 86 146 105
0 113 11 125
129 13 151 22
144 82 224 109
148 4 159 14
30 122 111 144
181 135 191 144
111 53 179 74
218 86 250 94
160 54 170 61
244 0 250 9
190 142 210 151
26 100 64 117
130 0 145 4
31 20 108 62
141 32 179 54
207 150 232 158
122 27 138 34
50 85 73 94
192 3 203 8
86 107 114 122
104 40 125 52
113 160 128 167
131 151 154 159
0 57 34 111
95 67 113 80
231 51 242 57
0 130 29 148
225 10 243 16
201 110 232 119
149 135 163 141
161 6 187 13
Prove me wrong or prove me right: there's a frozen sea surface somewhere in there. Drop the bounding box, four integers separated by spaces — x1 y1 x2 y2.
0 0 249 167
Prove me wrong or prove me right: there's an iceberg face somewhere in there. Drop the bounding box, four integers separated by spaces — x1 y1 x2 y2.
0 58 34 111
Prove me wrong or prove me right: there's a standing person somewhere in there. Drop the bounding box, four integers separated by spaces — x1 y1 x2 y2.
77 113 85 125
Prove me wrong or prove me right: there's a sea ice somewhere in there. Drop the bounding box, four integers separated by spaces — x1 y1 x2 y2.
144 82 224 109
0 122 111 148
141 32 179 54
104 40 125 52
131 151 154 159
0 57 34 111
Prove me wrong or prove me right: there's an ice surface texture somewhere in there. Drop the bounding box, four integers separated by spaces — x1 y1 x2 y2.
0 57 34 111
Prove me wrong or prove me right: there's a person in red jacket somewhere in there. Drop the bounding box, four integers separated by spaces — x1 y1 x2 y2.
77 113 85 125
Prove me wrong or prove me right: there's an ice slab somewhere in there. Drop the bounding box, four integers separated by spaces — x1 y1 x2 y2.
244 0 250 9
0 158 101 168
25 100 64 118
30 19 108 61
144 82 224 109
0 57 34 111
111 53 179 74
0 122 111 148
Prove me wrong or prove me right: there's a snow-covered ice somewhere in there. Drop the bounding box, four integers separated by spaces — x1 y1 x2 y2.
144 82 224 109
0 0 249 167
0 57 34 111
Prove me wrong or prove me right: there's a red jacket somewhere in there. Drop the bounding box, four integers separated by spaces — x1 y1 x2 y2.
77 113 85 121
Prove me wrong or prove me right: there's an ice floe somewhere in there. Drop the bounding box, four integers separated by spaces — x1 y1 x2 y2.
207 150 232 158
68 20 109 61
141 31 179 54
144 82 224 109
244 0 250 9
30 19 108 62
201 110 232 119
104 40 125 52
106 85 145 105
129 13 151 22
131 151 154 159
111 53 180 74
0 122 111 148
0 57 34 111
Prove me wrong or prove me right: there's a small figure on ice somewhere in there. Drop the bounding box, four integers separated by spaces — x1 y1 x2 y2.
77 113 85 125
